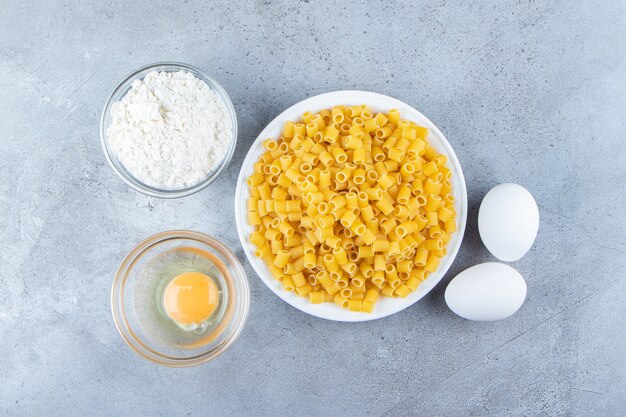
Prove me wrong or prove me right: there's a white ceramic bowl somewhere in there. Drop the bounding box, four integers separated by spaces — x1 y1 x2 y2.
235 91 467 322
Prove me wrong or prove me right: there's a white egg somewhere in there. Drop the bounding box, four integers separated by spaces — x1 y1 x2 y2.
478 183 539 262
445 263 527 321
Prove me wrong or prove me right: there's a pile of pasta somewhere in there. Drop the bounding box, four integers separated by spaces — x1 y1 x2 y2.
246 105 456 313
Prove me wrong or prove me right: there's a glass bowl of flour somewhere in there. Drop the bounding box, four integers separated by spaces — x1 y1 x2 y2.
101 62 237 198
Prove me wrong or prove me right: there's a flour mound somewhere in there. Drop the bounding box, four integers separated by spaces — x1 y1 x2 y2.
107 70 232 189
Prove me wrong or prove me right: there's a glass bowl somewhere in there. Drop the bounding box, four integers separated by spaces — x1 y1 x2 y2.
100 62 238 198
111 230 250 367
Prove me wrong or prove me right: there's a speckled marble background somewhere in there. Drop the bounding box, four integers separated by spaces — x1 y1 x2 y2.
1 1 625 416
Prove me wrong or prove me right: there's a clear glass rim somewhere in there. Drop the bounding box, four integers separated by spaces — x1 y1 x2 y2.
100 62 238 199
111 230 250 367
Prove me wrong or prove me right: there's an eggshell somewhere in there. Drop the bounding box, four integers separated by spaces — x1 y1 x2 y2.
445 262 526 321
478 183 539 262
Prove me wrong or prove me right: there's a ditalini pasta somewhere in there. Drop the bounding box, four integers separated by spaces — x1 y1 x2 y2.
246 106 457 313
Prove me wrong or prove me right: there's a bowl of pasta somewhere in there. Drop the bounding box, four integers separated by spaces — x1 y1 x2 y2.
235 91 467 322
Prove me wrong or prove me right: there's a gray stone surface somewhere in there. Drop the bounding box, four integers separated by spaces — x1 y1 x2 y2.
1 1 625 416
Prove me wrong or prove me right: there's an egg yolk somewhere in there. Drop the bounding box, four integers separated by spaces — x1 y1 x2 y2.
163 272 219 326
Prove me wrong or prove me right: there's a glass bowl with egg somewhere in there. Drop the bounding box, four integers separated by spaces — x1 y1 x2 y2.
111 230 250 367
100 62 238 198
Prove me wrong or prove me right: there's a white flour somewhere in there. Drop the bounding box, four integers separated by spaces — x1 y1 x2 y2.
107 70 232 189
